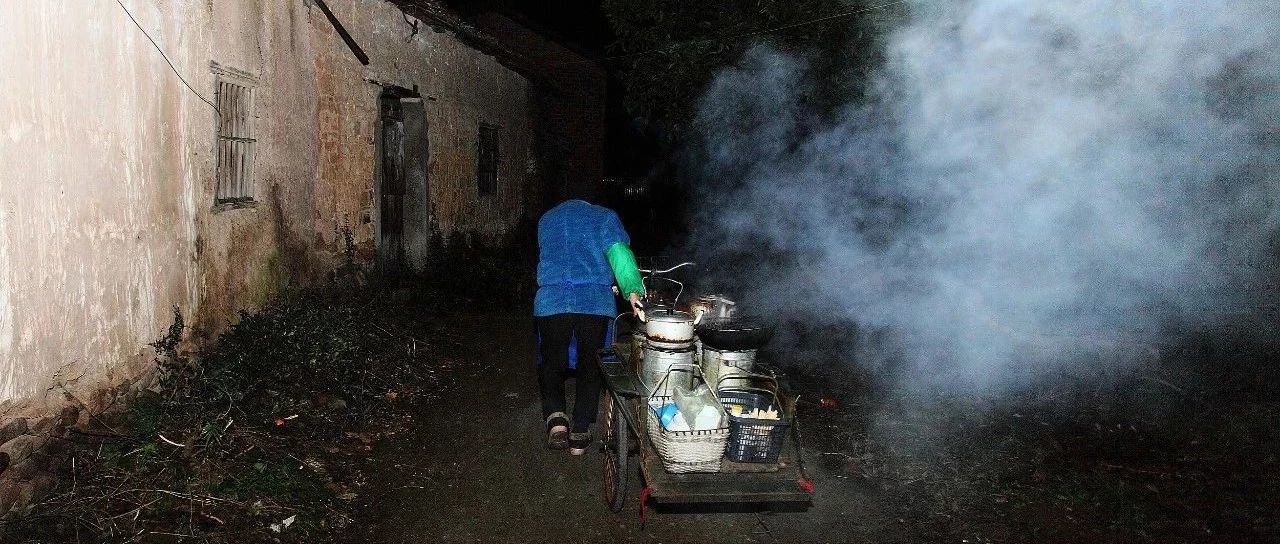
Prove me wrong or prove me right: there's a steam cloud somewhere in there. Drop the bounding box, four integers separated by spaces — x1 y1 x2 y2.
688 1 1280 390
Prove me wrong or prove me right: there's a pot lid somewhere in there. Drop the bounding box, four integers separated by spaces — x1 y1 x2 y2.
646 309 693 323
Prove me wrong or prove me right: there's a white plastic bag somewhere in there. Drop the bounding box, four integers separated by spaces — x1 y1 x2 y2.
672 383 724 430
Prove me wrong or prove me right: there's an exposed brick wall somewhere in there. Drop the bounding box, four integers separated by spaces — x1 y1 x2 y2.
312 0 538 254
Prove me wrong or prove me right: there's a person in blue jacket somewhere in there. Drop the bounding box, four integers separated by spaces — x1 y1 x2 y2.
536 197 645 455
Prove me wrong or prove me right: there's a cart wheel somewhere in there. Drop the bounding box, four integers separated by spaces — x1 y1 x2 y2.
601 394 628 512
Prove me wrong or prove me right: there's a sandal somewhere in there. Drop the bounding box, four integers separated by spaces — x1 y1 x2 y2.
568 432 591 456
546 412 569 450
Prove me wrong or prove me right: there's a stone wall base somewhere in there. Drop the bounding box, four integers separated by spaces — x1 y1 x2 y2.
0 368 158 516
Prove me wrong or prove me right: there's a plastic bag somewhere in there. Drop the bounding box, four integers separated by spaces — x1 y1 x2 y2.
654 402 692 431
672 383 724 430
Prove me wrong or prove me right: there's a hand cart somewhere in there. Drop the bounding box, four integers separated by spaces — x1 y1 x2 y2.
596 343 814 518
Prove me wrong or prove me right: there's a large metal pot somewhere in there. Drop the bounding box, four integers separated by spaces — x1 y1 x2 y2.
689 294 735 324
702 347 757 391
643 309 695 344
641 343 696 396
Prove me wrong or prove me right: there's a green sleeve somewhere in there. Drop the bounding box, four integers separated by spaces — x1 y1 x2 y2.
606 242 646 298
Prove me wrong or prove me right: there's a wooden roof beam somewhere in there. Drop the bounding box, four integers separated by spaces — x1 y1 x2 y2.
314 0 370 65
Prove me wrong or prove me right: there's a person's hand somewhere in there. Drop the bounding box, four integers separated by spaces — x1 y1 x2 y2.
629 292 644 320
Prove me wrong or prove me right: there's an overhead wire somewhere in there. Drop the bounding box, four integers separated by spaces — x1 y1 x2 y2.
115 0 907 102
114 0 219 114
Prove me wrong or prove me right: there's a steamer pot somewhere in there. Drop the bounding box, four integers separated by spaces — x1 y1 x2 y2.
702 348 757 391
643 309 695 344
641 343 696 396
689 294 736 324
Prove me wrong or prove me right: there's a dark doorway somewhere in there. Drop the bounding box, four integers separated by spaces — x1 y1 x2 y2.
379 94 406 269
377 86 430 275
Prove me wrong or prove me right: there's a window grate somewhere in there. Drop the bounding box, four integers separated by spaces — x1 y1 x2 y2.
215 79 255 203
477 124 499 196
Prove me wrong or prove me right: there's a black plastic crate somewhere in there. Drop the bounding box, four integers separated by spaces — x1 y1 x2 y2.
718 388 790 463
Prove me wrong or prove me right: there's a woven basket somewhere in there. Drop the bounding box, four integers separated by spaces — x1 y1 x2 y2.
646 366 729 473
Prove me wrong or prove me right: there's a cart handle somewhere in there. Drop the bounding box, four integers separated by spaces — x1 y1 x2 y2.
638 262 695 275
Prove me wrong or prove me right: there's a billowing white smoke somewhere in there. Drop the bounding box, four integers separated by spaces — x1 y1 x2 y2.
689 1 1280 390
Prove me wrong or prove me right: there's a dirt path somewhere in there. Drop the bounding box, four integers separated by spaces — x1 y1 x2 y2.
347 312 897 543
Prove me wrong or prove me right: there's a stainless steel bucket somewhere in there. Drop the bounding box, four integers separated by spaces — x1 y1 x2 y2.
702 348 757 391
641 343 696 396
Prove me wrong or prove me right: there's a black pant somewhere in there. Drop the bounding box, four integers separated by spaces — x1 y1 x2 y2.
537 313 609 433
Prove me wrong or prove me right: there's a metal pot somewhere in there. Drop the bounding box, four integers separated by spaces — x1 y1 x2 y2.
702 348 757 391
643 309 695 344
641 343 696 396
689 294 736 325
642 343 696 373
645 335 694 350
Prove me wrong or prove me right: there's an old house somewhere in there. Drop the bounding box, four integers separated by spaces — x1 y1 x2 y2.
0 0 602 497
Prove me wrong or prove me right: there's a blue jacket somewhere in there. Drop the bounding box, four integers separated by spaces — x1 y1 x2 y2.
534 200 629 317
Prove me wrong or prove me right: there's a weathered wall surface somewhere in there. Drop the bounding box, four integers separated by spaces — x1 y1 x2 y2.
472 13 605 211
0 2 200 408
313 0 537 258
405 21 535 244
325 0 535 245
0 0 538 414
193 0 316 341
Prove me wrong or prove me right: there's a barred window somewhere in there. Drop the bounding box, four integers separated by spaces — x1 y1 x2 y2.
477 124 499 196
215 79 255 203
